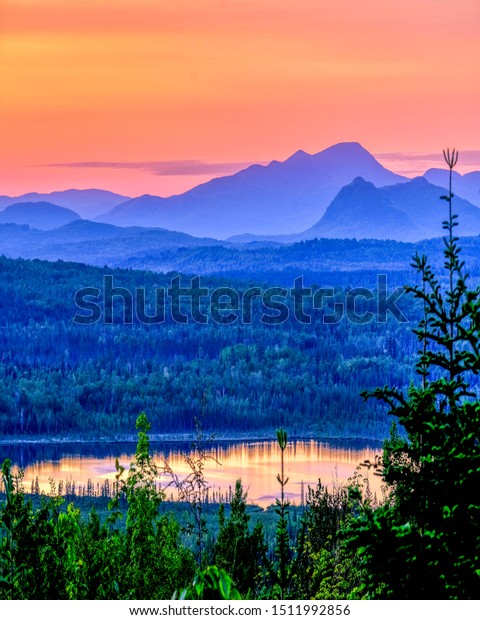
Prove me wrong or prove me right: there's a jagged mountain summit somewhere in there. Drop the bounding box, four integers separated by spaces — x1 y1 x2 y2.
295 176 480 242
228 176 480 243
97 142 407 238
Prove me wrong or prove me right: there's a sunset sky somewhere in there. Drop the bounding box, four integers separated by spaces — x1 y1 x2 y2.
0 0 479 197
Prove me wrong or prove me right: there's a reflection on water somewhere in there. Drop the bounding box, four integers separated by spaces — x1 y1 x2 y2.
1 439 384 507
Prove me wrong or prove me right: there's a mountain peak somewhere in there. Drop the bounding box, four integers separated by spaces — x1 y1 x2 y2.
284 143 372 166
350 176 371 186
307 174 416 241
97 142 407 237
408 176 429 185
285 149 310 163
319 141 370 157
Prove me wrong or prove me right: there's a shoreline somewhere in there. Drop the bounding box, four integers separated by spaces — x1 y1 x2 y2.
0 431 385 447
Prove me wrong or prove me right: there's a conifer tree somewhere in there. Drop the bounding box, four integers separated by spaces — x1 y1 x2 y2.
346 149 480 598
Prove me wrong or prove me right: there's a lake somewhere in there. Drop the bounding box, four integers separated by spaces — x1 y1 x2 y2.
1 438 384 507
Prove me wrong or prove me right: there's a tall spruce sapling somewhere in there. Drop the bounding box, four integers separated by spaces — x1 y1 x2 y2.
274 428 291 599
348 149 480 598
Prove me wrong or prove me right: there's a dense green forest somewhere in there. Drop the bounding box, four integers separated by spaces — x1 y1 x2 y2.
0 254 420 439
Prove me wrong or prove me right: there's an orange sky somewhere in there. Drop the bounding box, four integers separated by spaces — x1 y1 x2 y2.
0 0 479 197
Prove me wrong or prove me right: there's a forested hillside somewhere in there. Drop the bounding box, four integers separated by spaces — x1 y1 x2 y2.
2 222 480 285
0 255 419 439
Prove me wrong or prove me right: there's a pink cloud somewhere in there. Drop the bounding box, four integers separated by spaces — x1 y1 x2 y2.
40 160 261 177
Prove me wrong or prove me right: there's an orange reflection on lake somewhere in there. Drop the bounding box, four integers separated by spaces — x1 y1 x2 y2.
14 440 384 508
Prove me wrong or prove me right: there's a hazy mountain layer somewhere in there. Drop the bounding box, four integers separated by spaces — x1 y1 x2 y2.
0 202 80 230
424 168 480 207
304 177 480 242
98 142 406 237
0 189 130 219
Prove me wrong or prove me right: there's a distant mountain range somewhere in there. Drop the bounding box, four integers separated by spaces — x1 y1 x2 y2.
1 142 478 242
300 176 480 242
424 169 480 208
0 189 130 219
0 201 80 230
96 142 406 238
2 218 480 286
0 219 222 267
